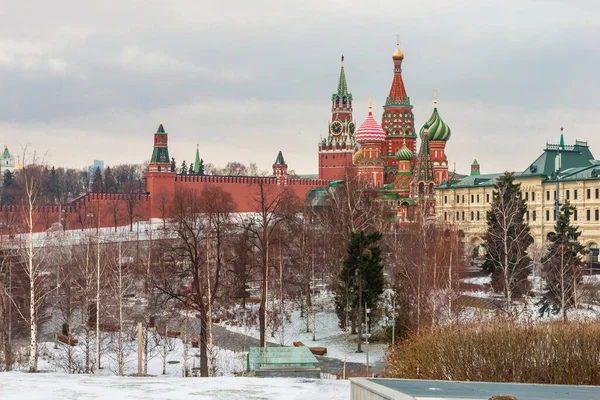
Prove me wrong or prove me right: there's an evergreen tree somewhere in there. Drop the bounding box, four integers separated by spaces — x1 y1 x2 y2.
199 158 205 176
335 230 385 351
171 157 176 173
48 166 60 203
1 170 16 205
482 172 532 310
3 170 14 187
91 167 104 193
104 166 117 193
538 202 587 320
180 160 187 175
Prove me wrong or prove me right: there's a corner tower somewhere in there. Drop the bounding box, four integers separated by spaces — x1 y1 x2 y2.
381 40 416 184
318 56 356 181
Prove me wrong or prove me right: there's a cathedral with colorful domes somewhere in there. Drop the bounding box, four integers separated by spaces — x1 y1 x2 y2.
318 42 453 221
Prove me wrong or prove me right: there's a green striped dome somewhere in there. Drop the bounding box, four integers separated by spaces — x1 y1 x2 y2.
395 142 413 161
420 107 451 141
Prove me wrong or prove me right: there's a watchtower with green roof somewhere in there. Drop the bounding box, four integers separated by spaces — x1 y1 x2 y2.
273 150 288 185
471 159 480 176
149 123 171 172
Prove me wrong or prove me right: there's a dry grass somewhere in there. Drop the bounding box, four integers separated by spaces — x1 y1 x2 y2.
386 321 600 385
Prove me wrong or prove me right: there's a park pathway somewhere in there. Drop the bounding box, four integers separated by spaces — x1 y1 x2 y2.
211 324 380 376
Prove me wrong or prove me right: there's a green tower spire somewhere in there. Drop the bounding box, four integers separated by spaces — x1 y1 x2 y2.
274 150 286 166
336 55 349 98
559 128 565 150
193 144 201 174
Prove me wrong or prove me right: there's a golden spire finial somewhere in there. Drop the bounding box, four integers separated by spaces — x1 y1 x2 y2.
368 94 373 112
453 162 456 174
392 35 404 61
433 89 438 108
160 119 164 124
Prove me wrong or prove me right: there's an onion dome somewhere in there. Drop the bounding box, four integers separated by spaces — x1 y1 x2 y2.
395 140 413 161
353 148 363 163
420 104 451 141
392 44 404 61
355 104 386 144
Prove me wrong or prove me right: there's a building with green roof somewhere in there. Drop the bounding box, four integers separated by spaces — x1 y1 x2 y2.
436 137 600 264
0 145 17 175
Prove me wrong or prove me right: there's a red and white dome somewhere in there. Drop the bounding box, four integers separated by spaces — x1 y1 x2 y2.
355 110 386 144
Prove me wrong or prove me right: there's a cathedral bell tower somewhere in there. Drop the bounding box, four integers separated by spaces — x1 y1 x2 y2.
318 56 357 181
381 39 416 184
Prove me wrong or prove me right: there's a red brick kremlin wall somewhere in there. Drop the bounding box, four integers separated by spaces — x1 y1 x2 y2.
0 173 329 234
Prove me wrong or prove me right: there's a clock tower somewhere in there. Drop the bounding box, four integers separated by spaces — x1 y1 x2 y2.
318 55 357 181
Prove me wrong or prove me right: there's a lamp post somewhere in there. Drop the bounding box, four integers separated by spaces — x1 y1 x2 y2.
355 268 363 353
365 305 371 376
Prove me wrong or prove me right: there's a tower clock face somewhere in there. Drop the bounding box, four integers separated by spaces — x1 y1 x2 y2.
330 120 343 136
348 122 356 136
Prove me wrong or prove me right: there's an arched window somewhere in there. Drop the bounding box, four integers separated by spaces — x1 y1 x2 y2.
419 182 424 195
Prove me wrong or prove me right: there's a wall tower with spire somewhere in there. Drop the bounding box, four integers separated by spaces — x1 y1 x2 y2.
273 150 289 185
318 56 357 181
381 40 416 184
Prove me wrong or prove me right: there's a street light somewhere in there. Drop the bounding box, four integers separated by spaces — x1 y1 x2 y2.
365 305 371 376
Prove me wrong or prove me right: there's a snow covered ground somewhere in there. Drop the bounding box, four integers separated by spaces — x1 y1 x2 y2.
31 335 245 377
0 372 350 400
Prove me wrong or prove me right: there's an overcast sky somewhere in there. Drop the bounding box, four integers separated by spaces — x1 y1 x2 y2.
2 0 599 175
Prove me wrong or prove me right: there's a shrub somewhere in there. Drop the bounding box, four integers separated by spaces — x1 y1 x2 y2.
386 321 600 385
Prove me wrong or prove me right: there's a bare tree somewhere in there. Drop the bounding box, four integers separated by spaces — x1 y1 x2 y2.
239 182 299 348
17 150 54 372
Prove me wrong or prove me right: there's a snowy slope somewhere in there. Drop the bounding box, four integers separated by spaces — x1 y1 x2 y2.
0 372 350 400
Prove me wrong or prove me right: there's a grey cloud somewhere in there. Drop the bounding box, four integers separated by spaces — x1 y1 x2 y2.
1 0 599 176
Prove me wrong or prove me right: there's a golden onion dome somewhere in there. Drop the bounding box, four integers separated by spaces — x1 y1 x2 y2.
392 44 404 61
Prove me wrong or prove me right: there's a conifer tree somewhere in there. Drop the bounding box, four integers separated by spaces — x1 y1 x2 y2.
91 167 104 193
2 170 14 187
1 170 16 204
171 157 176 173
538 202 587 320
482 172 532 311
198 159 204 176
335 230 384 352
49 166 60 202
180 160 187 175
104 166 117 193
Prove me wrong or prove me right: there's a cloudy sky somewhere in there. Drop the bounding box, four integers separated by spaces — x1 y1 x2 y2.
2 0 599 174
